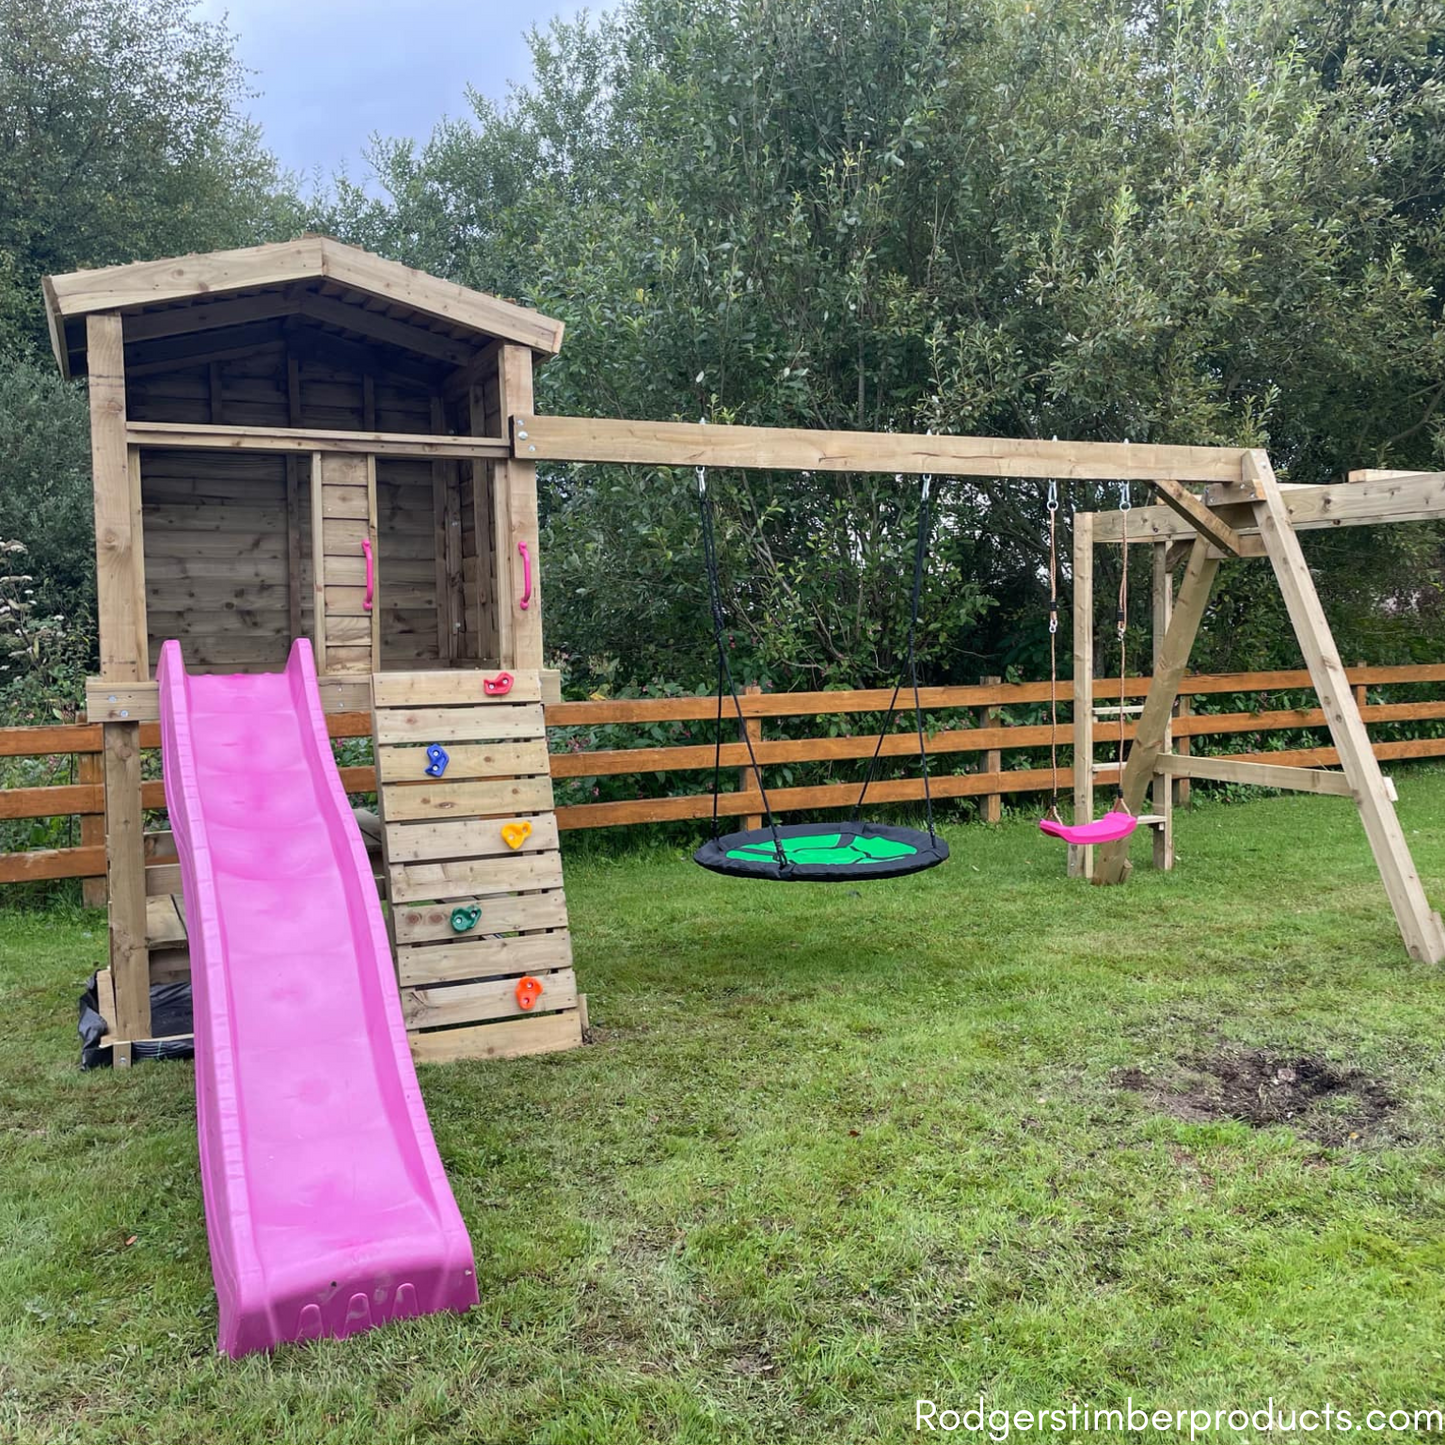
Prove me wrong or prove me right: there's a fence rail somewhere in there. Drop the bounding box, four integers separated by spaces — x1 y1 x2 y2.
5 663 1445 888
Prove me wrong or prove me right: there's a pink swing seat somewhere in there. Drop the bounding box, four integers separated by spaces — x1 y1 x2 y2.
1038 809 1139 845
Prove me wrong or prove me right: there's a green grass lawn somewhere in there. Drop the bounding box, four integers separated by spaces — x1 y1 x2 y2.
4 782 1445 1443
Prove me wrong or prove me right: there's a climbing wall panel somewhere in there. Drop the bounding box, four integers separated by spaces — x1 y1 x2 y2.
371 669 582 1062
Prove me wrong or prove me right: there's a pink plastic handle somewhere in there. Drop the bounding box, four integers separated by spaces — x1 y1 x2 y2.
517 540 533 611
361 538 374 612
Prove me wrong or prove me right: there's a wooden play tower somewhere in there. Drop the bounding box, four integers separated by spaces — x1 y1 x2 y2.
47 236 581 1064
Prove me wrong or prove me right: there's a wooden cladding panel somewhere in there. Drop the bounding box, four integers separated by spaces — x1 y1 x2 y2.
140 448 292 674
372 668 579 1064
392 889 567 945
128 344 455 676
373 701 545 745
402 963 577 1029
376 461 441 664
314 451 377 674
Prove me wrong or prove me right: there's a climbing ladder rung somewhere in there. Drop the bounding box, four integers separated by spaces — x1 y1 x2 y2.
1093 704 1146 716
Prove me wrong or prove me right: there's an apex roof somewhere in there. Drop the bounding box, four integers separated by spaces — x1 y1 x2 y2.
44 235 564 378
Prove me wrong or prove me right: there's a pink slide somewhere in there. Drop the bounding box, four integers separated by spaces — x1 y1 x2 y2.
157 639 478 1357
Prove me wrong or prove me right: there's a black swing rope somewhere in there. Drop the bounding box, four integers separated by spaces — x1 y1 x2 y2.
690 442 942 878
851 471 938 845
696 460 790 870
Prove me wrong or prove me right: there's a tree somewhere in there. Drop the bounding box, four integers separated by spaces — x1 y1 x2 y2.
0 0 306 357
0 0 305 702
321 0 1445 689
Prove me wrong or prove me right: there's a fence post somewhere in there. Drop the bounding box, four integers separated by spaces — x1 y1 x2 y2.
740 683 763 831
79 748 107 909
1354 662 1368 712
1175 694 1192 808
978 675 1002 823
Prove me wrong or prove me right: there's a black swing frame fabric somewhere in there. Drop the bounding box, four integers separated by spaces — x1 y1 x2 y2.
691 455 947 885
694 821 949 883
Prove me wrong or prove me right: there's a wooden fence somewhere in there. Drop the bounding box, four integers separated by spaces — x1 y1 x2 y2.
5 662 1445 890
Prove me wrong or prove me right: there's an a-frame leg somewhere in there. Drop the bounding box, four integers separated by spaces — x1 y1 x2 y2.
1249 451 1445 963
1093 536 1220 885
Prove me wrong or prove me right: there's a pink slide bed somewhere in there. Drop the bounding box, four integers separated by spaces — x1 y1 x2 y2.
157 638 478 1357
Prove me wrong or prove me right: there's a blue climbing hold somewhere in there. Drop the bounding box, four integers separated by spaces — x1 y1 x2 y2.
425 744 449 778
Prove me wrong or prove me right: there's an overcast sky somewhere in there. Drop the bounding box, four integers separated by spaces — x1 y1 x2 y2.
198 0 597 186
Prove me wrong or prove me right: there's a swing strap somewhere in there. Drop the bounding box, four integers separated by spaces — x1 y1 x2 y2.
1115 481 1132 808
696 460 789 870
1045 477 1061 814
853 472 937 842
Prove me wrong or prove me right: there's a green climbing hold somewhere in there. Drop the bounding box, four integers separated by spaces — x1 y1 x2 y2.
450 904 482 933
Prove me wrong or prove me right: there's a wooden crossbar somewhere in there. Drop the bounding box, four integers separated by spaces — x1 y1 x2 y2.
1150 478 1257 556
511 414 1249 482
1094 470 1445 542
126 421 511 460
1153 754 1355 796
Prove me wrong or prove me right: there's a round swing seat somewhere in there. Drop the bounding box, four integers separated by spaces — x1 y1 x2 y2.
1038 810 1139 845
694 821 948 882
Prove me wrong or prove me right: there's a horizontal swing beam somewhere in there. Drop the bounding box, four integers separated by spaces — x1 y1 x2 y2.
510 415 1251 483
1093 471 1445 542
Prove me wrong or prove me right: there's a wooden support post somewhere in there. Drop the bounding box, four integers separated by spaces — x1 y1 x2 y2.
443 442 463 665
284 355 304 644
1093 537 1221 886
1151 542 1175 871
103 722 146 1061
79 749 106 908
466 382 499 665
1175 694 1192 807
497 346 542 670
978 675 1002 824
740 683 763 830
431 396 457 664
126 446 148 678
1249 450 1445 963
366 454 381 670
87 314 149 1053
308 452 327 673
1069 511 1094 878
1354 663 1368 712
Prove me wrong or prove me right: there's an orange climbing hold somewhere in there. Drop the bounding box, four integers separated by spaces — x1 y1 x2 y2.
515 975 544 1011
501 820 532 850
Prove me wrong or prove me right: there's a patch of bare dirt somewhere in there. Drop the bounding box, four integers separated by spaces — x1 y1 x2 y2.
1118 1048 1396 1145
